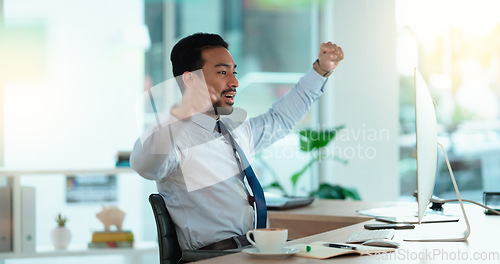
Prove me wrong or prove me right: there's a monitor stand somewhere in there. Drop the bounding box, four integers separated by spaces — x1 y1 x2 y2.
404 143 471 242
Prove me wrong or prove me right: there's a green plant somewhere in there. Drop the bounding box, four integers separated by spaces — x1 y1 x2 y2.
290 126 347 195
55 213 68 227
263 125 360 200
309 183 361 200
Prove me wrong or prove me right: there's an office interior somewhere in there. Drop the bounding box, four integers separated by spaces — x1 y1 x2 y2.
1 0 499 263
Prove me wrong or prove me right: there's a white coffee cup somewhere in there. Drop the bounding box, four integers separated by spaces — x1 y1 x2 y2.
246 228 288 253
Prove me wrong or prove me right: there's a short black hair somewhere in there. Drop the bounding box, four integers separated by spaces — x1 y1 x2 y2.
170 33 229 78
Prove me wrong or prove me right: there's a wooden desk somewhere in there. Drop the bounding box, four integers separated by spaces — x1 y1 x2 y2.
267 199 379 239
196 201 500 264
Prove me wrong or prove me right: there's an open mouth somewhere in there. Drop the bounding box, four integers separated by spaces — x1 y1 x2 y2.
222 90 236 105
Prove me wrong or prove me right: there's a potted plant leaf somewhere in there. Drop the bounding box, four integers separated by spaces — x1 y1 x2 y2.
263 125 361 200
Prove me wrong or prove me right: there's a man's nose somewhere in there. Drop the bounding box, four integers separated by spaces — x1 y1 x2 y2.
229 73 239 88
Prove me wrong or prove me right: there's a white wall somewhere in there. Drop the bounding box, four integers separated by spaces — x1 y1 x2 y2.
0 0 5 167
1 0 158 252
321 0 399 201
2 0 143 169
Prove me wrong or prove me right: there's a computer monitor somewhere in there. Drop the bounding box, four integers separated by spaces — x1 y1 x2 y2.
414 68 438 224
404 68 470 242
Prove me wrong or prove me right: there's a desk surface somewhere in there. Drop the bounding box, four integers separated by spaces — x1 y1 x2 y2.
267 199 379 239
268 199 380 221
197 200 500 264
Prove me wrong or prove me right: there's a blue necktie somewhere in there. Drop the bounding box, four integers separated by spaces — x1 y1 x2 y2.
217 120 267 228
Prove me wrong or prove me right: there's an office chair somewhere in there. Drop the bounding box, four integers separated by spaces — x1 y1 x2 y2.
149 193 182 264
149 193 237 264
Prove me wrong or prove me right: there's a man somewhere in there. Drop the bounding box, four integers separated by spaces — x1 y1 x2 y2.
131 33 343 251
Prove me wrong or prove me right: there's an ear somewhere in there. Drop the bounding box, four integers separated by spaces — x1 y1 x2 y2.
181 71 191 86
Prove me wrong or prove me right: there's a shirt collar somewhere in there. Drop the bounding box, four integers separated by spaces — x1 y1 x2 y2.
191 114 218 132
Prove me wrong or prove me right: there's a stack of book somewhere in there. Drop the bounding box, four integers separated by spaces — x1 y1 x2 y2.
88 231 134 248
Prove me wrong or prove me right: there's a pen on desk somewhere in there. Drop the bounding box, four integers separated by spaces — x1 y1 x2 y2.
323 243 357 250
291 245 311 252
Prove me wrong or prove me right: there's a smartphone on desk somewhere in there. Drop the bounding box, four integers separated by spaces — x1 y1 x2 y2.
364 223 415 230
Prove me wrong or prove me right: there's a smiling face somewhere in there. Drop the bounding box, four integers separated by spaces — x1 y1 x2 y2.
200 47 239 117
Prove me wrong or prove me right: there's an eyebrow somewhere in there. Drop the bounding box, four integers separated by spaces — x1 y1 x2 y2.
214 63 237 69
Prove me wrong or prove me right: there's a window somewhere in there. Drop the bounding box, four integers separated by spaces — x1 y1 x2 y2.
143 0 320 196
397 0 500 201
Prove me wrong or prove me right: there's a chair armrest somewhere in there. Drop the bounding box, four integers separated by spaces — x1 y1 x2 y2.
181 248 242 262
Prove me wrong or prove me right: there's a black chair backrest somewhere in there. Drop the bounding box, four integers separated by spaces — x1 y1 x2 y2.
149 194 182 264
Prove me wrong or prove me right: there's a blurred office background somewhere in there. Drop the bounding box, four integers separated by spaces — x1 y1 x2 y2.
0 0 499 263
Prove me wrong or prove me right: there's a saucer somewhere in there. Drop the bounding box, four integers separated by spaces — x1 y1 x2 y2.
242 247 299 259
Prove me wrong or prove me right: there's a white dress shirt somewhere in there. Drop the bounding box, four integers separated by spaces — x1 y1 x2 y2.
130 68 327 250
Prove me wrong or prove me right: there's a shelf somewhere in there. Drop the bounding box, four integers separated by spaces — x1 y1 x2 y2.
0 167 154 264
0 242 158 259
0 167 134 176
